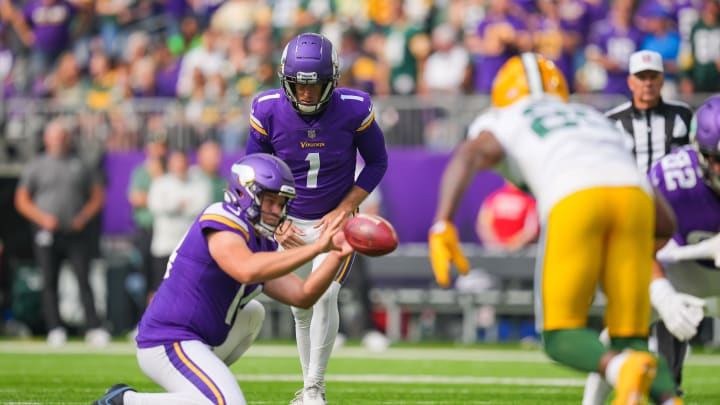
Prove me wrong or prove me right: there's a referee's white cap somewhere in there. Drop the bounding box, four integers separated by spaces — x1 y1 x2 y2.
629 50 663 75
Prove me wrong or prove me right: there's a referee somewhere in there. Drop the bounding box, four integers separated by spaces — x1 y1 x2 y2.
605 50 693 173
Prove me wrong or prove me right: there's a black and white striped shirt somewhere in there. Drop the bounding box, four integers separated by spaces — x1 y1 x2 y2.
605 99 693 173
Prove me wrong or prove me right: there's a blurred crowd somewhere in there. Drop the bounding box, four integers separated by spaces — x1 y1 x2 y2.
0 0 718 153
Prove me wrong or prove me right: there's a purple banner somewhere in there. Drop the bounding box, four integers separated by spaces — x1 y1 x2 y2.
102 148 505 243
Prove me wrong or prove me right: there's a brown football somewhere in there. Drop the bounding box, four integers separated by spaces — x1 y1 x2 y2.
343 213 399 257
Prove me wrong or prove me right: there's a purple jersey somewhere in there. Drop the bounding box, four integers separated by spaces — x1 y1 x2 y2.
246 88 388 220
588 19 643 95
474 14 528 93
136 202 276 348
22 0 75 53
650 146 720 267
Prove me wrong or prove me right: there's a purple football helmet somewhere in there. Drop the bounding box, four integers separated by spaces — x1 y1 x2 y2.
693 95 720 194
278 33 339 114
225 154 296 237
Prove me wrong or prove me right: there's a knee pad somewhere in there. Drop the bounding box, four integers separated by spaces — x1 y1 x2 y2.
243 300 266 333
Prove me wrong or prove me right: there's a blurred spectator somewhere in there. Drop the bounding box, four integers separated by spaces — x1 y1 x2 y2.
583 0 643 95
476 182 539 251
86 51 126 111
470 0 532 94
638 2 682 99
210 0 267 36
175 29 227 99
11 0 80 88
147 149 210 301
531 0 582 92
13 118 110 347
152 41 181 98
167 15 201 56
421 23 471 95
189 140 225 203
129 55 157 97
161 0 192 37
95 0 134 59
0 8 16 97
381 0 432 95
123 30 150 66
127 129 167 308
45 51 89 108
680 0 720 95
672 0 701 72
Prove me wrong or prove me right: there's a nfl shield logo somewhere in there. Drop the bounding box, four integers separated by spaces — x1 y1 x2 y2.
307 129 317 139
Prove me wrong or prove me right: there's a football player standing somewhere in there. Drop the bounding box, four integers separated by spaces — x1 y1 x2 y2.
245 33 388 405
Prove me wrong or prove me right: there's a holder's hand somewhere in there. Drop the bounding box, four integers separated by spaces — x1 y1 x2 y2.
651 278 706 341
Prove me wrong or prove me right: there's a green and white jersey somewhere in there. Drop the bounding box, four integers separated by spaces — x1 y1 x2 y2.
480 96 652 219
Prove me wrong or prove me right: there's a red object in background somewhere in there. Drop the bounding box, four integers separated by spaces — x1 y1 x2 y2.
476 183 539 251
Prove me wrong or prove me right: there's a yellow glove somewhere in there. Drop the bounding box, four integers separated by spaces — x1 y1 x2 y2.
428 220 470 288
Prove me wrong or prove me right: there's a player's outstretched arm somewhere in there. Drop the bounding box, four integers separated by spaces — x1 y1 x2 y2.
650 254 706 341
209 215 349 284
429 132 504 288
264 231 354 308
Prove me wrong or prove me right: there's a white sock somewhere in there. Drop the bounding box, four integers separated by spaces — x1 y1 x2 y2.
306 282 341 386
605 351 629 387
660 399 679 405
292 305 313 382
582 371 612 405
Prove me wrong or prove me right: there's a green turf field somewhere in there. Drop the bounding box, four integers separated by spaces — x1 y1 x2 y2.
0 340 718 404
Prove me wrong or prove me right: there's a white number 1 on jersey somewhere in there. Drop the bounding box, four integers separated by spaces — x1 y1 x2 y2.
305 152 320 188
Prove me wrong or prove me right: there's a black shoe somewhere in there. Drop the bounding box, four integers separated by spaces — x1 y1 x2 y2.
91 383 135 405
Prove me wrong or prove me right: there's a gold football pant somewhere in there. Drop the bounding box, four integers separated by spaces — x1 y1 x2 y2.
536 186 654 337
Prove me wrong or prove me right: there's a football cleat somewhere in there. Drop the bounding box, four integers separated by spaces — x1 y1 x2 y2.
92 383 135 405
303 382 327 405
612 351 657 405
289 388 304 405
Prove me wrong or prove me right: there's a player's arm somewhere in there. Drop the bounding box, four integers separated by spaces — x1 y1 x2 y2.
650 247 706 341
429 131 505 288
316 107 388 228
208 214 349 284
434 131 504 222
71 181 105 231
653 189 676 242
336 125 387 217
263 234 353 309
14 184 57 231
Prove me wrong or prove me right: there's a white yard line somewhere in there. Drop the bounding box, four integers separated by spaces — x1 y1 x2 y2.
234 373 586 386
0 341 717 365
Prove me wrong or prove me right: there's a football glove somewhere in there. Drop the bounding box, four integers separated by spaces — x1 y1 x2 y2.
428 220 470 288
650 278 706 341
656 233 720 267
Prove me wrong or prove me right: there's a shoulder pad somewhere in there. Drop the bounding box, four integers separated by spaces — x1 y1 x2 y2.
335 88 375 132
198 202 251 241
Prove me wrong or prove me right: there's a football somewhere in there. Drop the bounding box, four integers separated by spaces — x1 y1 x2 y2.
343 213 399 257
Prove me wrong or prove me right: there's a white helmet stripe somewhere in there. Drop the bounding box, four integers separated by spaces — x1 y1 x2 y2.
521 53 544 98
